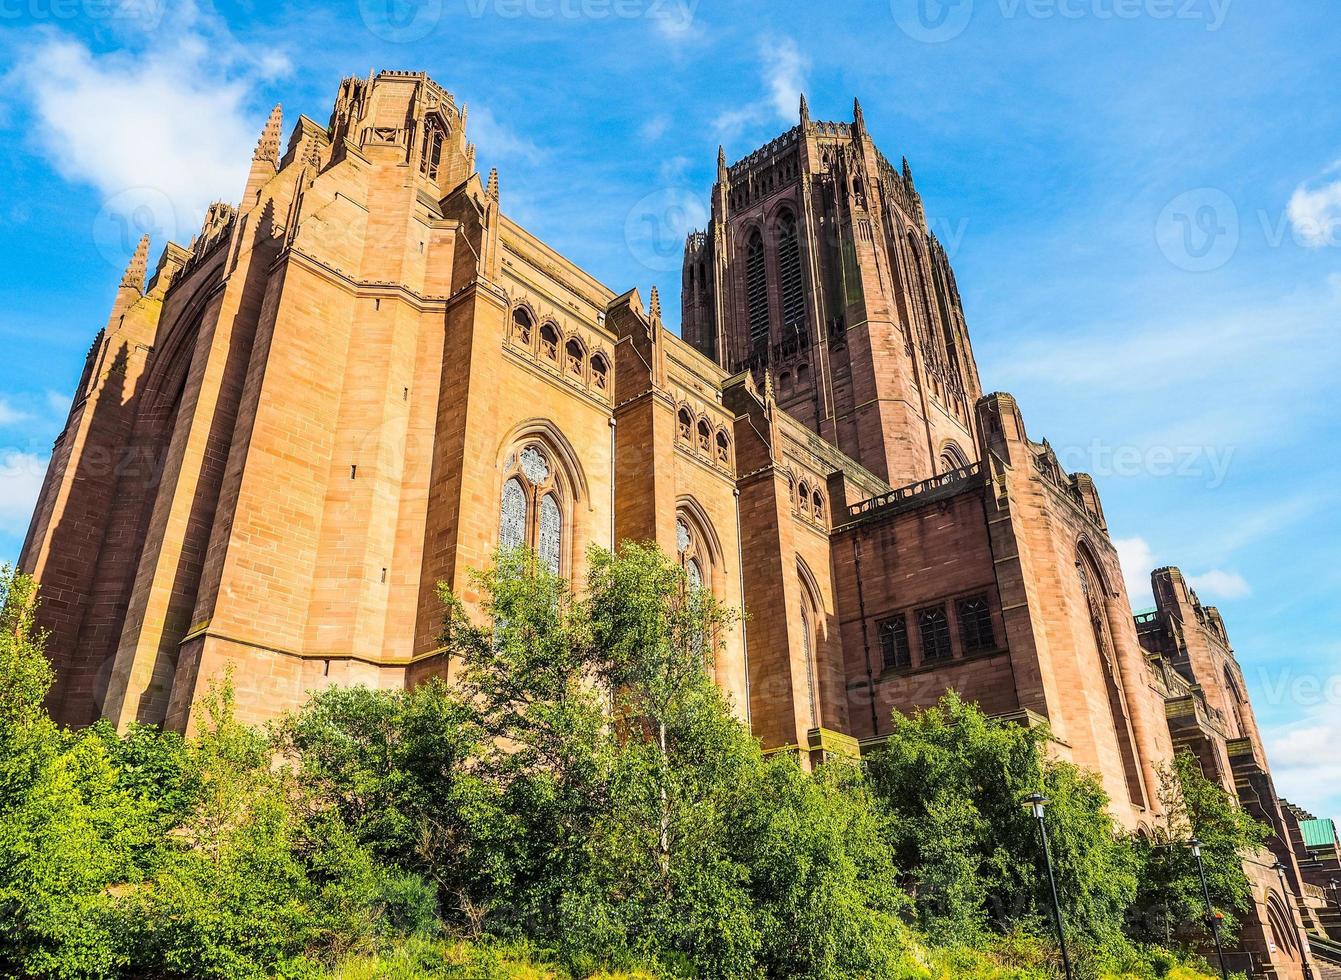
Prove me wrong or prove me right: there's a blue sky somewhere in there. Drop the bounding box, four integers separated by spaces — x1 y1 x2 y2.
1 0 1338 819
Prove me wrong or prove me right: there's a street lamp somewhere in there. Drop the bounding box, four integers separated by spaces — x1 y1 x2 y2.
1330 878 1341 915
1024 792 1074 980
1273 859 1315 980
1189 838 1230 980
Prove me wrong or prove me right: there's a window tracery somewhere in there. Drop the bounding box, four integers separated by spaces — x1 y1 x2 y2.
512 307 534 347
590 353 609 392
498 442 567 575
539 323 559 360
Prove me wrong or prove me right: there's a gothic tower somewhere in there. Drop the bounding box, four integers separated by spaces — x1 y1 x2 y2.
682 97 982 486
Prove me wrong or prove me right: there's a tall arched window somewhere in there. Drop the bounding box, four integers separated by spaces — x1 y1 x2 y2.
498 443 566 575
1078 547 1146 807
419 115 447 180
798 561 823 730
676 515 709 589
776 211 807 345
745 229 770 352
1223 667 1248 739
676 511 718 664
801 605 819 729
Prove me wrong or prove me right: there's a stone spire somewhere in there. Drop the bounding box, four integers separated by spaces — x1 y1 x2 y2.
852 97 867 138
649 284 662 323
244 105 283 209
120 234 149 291
902 155 915 186
486 167 499 200
763 368 775 404
799 92 810 126
253 104 282 167
717 144 727 182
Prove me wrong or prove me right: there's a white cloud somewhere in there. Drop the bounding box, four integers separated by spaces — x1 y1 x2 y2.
712 35 809 140
0 398 30 428
1187 568 1252 600
0 451 47 540
1288 160 1341 249
10 4 288 251
1114 535 1157 608
762 36 808 122
1261 706 1341 819
638 114 671 144
468 105 544 168
650 0 703 43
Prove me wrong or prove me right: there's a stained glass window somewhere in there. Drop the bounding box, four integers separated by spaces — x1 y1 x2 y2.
686 557 702 589
500 478 526 551
802 607 818 728
520 445 550 485
676 518 691 554
539 494 561 574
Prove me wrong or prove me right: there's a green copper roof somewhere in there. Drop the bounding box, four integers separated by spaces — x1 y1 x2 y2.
1301 818 1338 850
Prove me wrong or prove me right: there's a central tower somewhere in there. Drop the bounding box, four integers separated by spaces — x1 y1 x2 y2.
682 97 982 486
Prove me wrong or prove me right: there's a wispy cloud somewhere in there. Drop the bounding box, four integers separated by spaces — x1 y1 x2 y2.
712 35 809 141
469 105 544 168
649 0 704 44
0 398 29 428
1261 704 1341 818
638 114 671 144
1187 568 1251 600
9 2 288 253
1288 159 1341 249
0 451 46 546
762 36 808 121
1114 536 1157 608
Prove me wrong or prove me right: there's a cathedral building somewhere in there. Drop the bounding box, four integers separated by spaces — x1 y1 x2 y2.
18 70 1330 978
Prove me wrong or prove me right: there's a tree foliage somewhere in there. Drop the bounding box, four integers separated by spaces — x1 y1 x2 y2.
863 692 1141 964
0 558 1243 980
1129 752 1268 946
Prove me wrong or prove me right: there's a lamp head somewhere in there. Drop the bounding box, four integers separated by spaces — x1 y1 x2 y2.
1188 837 1202 859
1023 792 1049 820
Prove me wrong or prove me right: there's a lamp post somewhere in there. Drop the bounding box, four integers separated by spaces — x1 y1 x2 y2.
1330 878 1341 915
1024 792 1074 980
1273 859 1314 980
1189 838 1230 980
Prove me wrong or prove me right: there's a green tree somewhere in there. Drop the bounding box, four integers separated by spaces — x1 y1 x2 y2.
1130 751 1268 948
863 692 1140 963
0 565 157 977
